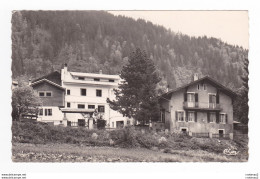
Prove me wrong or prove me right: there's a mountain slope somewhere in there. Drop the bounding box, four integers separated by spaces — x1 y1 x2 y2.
12 11 248 90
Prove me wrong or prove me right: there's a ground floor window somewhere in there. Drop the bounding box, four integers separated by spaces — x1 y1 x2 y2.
44 108 52 116
88 105 95 109
160 109 165 122
39 108 43 116
187 111 194 122
98 105 105 113
176 111 184 122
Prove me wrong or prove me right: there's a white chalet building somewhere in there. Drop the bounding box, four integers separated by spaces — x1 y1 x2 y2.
32 64 132 128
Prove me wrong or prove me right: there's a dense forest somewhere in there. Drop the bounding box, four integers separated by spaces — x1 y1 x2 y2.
12 11 248 90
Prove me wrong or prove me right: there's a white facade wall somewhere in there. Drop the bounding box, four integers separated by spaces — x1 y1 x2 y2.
37 106 64 125
61 68 131 128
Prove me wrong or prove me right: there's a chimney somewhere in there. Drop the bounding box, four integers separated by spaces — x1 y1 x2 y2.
99 70 102 74
194 73 199 81
64 63 68 74
28 79 31 86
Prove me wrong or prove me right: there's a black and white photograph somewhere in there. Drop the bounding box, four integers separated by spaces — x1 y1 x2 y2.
1 1 259 178
10 10 249 162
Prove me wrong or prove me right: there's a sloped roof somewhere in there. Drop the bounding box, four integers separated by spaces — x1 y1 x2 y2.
32 71 62 85
31 78 65 90
161 76 237 100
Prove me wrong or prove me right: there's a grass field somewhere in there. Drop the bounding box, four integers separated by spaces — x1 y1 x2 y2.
12 143 247 162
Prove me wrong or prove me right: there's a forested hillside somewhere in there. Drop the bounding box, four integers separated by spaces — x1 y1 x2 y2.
12 11 248 90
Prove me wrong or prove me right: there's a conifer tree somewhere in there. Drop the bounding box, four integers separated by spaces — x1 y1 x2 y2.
234 58 249 125
107 48 161 125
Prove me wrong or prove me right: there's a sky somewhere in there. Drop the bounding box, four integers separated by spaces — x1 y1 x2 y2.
109 11 249 49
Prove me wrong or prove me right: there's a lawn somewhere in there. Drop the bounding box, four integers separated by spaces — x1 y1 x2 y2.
12 143 247 162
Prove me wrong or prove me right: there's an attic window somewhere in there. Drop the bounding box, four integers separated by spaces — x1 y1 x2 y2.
78 76 85 80
109 79 115 82
39 92 45 97
94 78 100 81
46 92 52 97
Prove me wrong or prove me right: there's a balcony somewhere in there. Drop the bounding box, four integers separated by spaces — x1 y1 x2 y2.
183 102 221 111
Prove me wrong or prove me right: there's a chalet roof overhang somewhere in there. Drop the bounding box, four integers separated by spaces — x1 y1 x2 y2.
31 78 65 91
159 76 237 100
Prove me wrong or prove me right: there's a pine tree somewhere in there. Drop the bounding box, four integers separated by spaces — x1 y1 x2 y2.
107 48 161 125
234 58 249 125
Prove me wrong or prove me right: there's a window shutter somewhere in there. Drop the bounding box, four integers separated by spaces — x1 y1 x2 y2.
216 112 219 123
209 95 212 103
225 114 228 123
216 92 219 104
207 112 210 123
185 111 188 122
184 93 187 102
175 111 178 121
195 93 198 102
45 109 47 116
195 111 197 122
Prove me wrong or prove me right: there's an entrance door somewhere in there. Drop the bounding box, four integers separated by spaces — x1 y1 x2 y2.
219 129 224 138
116 121 124 128
78 119 86 127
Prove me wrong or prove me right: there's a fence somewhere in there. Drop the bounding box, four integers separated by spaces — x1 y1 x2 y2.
192 132 209 138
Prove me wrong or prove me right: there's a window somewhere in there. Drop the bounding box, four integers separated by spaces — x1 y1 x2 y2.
187 93 195 102
210 112 216 123
188 112 194 122
78 104 85 109
98 105 105 112
177 111 184 122
67 89 70 95
220 113 226 124
46 92 52 97
159 109 165 122
81 88 86 96
109 79 115 82
203 84 207 90
197 84 200 90
38 91 52 97
78 76 85 80
112 122 114 128
39 109 43 116
67 102 71 108
96 89 102 97
94 78 100 81
44 109 52 116
48 109 52 116
209 94 216 108
88 105 95 109
39 92 45 97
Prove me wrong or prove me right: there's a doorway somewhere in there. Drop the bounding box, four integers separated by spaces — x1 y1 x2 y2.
78 119 86 127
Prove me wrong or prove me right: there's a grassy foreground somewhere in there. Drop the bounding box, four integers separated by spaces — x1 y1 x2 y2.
12 143 247 162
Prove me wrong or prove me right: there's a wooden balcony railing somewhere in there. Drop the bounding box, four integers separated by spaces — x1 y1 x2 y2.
183 102 221 110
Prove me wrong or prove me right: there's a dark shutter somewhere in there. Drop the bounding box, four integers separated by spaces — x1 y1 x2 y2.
185 111 188 122
184 93 187 102
195 93 198 102
216 92 219 104
45 109 47 116
175 111 178 121
207 112 210 123
226 114 228 123
216 112 219 123
195 111 197 122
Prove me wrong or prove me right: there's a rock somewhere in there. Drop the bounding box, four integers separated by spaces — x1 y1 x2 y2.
91 133 98 140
